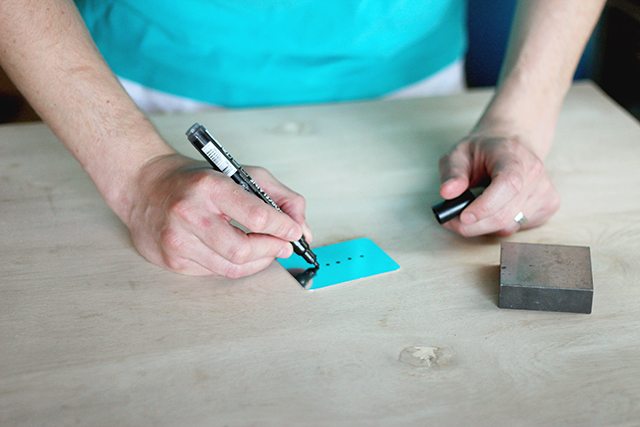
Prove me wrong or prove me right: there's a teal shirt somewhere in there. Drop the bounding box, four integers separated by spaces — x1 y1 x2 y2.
76 0 466 107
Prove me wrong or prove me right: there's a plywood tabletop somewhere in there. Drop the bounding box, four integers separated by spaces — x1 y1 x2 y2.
1 83 639 426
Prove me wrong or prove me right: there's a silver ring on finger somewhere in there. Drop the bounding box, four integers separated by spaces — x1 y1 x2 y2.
514 211 528 227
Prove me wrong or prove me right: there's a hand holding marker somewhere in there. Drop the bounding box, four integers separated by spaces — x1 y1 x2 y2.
186 123 319 268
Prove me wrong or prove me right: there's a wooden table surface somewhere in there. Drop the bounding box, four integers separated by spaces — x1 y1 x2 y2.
1 83 639 426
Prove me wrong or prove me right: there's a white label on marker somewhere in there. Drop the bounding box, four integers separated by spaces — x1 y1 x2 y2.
202 142 237 176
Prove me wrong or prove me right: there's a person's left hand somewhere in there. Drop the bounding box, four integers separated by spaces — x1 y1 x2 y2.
438 132 561 237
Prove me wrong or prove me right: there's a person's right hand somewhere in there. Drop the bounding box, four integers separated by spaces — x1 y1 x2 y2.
125 153 311 277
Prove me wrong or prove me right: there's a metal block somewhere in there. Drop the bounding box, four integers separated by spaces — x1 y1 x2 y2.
499 242 593 314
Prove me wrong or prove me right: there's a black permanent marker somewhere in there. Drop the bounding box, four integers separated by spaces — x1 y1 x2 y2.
186 123 319 268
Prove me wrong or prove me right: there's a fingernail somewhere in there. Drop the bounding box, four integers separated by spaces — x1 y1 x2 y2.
461 212 477 224
278 245 292 258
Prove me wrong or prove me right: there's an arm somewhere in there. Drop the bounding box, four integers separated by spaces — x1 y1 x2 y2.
0 0 310 276
439 0 605 236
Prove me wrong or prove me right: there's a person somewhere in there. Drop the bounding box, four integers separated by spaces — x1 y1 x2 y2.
0 0 605 277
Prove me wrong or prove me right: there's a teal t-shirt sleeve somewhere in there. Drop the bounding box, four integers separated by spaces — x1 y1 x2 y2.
76 0 466 107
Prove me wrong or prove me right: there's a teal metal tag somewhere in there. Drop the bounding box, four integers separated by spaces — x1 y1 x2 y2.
277 238 400 290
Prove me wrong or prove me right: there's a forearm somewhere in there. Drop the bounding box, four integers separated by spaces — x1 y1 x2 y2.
0 0 174 221
476 0 606 158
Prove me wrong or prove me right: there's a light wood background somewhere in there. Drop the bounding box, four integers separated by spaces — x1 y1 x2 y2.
1 83 639 426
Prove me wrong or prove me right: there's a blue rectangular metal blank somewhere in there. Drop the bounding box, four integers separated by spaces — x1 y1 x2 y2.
277 238 400 290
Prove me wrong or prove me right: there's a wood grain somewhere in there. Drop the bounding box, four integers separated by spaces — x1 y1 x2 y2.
1 83 639 426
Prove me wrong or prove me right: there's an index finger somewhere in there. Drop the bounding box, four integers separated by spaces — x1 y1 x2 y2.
246 166 313 242
212 179 303 242
438 144 472 200
246 166 307 225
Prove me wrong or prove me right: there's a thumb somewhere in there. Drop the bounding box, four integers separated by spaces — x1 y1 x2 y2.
438 144 471 199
